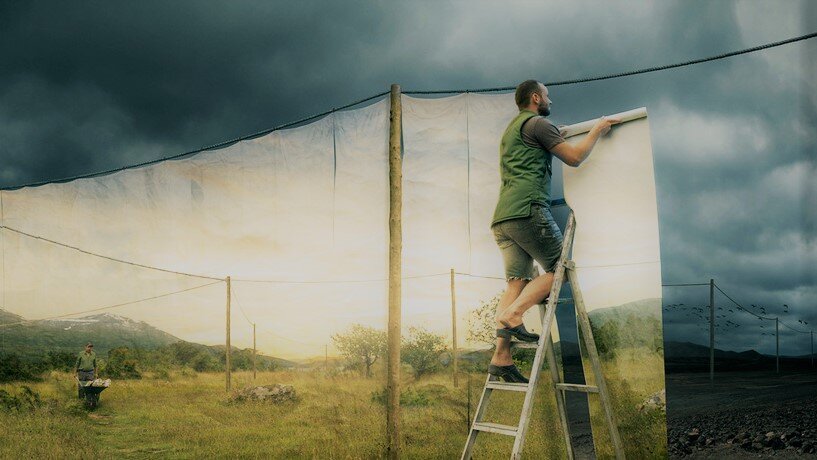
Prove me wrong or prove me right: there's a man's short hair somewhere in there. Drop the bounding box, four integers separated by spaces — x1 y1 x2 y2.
515 80 542 108
86 342 93 347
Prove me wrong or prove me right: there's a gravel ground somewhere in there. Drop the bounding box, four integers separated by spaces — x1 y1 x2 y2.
666 370 817 459
558 367 817 459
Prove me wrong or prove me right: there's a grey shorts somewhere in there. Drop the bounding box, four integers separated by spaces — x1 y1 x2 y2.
491 203 564 281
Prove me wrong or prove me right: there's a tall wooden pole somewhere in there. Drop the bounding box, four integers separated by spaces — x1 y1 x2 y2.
387 83 403 460
325 344 328 369
253 322 257 380
775 317 779 374
709 278 714 384
450 268 459 388
226 276 232 392
811 331 813 368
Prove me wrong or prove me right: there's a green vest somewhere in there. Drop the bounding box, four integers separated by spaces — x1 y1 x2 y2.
491 109 553 227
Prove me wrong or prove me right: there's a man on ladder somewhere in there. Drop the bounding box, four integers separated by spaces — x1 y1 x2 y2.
489 79 618 382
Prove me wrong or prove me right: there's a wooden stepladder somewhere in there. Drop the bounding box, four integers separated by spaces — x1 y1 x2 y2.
461 211 625 460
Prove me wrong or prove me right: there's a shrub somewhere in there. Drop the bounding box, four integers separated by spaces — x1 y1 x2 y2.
104 347 142 379
0 353 41 382
0 386 43 412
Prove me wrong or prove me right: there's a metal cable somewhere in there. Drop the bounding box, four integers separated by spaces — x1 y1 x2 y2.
0 225 223 281
713 283 771 320
0 280 223 328
403 31 817 94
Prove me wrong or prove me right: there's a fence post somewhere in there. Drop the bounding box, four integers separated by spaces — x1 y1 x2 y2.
709 278 714 384
451 268 458 388
226 275 232 392
387 83 403 460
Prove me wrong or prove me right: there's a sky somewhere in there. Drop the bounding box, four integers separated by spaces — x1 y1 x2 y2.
0 1 815 358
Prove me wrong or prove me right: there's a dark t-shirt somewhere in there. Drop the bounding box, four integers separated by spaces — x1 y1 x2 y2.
520 116 565 152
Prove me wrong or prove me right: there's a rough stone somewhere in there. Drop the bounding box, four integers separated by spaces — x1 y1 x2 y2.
229 384 298 404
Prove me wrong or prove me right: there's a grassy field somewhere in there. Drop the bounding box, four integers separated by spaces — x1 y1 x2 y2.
0 371 580 459
0 364 665 459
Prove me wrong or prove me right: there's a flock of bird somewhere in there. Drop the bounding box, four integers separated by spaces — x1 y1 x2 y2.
663 302 810 337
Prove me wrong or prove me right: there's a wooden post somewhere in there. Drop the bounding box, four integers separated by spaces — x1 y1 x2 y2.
325 344 328 370
450 268 459 388
387 83 402 460
253 323 257 380
811 331 813 368
226 276 232 392
775 317 779 374
709 278 714 384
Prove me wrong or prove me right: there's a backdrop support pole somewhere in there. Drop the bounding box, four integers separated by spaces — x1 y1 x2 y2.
776 317 779 374
387 83 403 460
451 268 459 388
226 276 232 392
709 278 714 384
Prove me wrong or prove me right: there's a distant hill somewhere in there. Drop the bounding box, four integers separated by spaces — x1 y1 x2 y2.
1 310 181 358
586 298 662 326
0 310 296 368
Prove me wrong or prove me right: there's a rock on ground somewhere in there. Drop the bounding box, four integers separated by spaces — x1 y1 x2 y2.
229 384 298 404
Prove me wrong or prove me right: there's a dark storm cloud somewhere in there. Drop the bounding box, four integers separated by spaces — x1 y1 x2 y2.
0 1 814 353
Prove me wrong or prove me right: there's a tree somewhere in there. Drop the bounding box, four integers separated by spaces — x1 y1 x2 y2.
332 324 386 377
468 292 502 348
401 327 448 378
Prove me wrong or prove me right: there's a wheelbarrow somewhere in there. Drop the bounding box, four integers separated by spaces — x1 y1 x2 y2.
76 376 110 409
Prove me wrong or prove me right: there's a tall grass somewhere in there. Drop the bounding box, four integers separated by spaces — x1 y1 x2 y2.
0 363 664 459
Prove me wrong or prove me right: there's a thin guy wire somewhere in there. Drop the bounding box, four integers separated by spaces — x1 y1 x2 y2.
230 286 254 326
465 93 472 274
4 32 814 191
0 280 223 328
0 225 223 281
713 284 811 334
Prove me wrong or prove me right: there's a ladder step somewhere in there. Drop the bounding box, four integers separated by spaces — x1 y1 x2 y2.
485 381 529 392
555 383 598 393
472 422 518 437
509 341 537 349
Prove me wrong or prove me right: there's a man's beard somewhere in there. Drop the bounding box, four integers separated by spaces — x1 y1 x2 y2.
537 102 550 116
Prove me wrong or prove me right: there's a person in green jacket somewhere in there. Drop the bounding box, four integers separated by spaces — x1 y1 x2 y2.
75 342 97 398
488 80 619 383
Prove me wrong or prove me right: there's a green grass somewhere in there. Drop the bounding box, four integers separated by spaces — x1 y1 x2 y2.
0 364 665 459
581 347 668 459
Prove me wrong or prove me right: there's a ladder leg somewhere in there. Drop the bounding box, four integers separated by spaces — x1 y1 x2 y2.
567 267 626 460
462 374 497 460
542 302 574 460
511 299 559 459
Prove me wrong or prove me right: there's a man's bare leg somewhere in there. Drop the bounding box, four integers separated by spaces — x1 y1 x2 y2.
496 271 555 329
490 279 528 366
